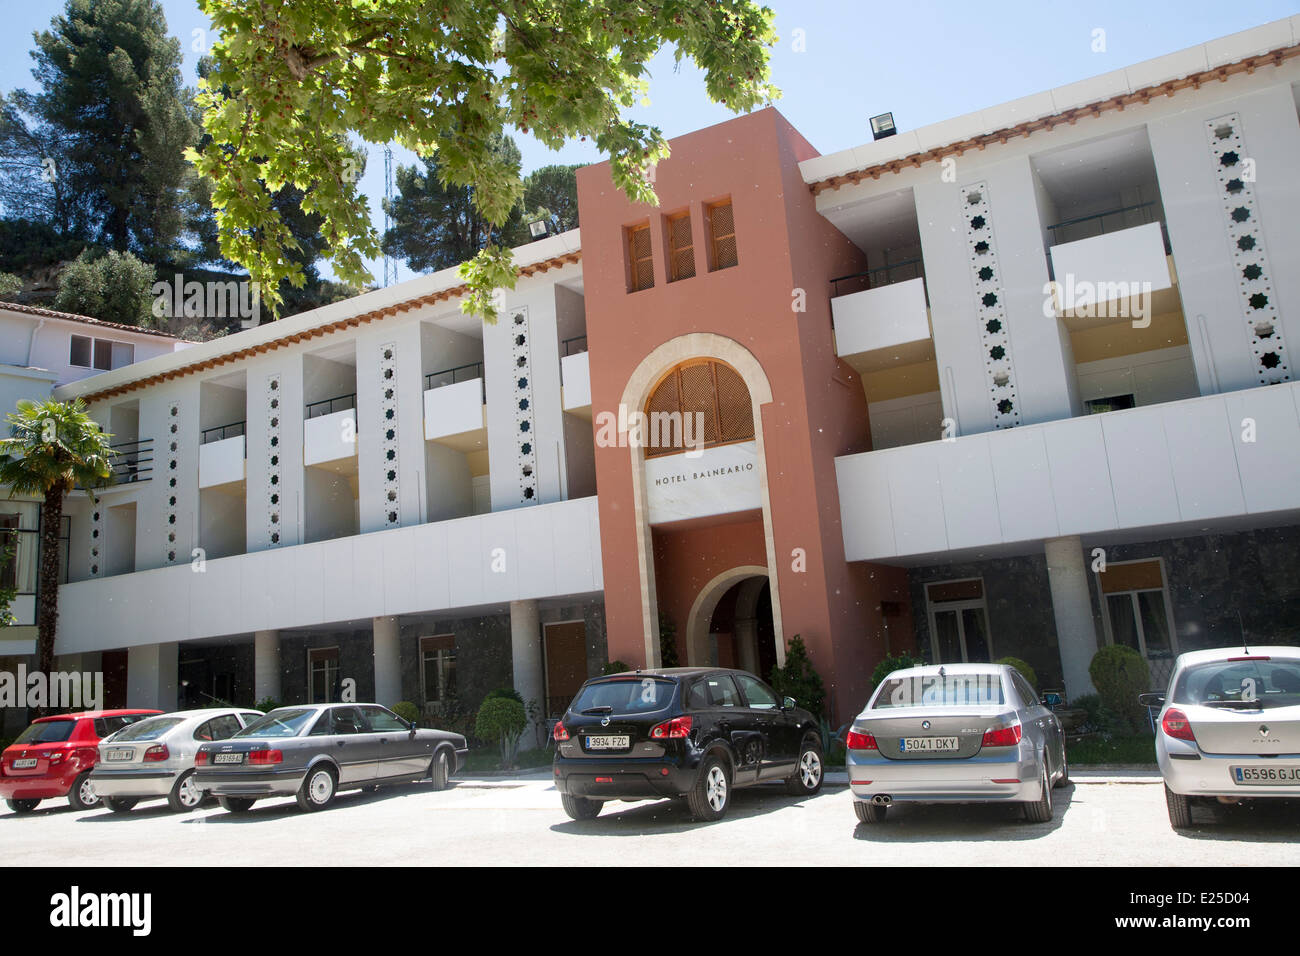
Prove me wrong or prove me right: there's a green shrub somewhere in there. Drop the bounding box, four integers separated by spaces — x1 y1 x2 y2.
768 635 826 717
0 272 22 298
996 656 1038 690
870 653 926 691
474 696 528 769
391 701 420 725
253 697 281 713
484 687 524 705
55 250 156 326
1089 645 1151 734
602 660 631 675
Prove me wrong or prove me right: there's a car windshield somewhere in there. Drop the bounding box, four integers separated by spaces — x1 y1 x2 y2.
1172 658 1300 709
234 708 318 738
570 677 675 715
872 674 1006 709
13 719 76 745
108 716 185 742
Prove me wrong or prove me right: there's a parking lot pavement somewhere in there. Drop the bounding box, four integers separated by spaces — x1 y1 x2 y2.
4 773 1299 867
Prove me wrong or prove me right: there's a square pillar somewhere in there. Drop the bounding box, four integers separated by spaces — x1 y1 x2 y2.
372 616 402 708
127 642 178 711
253 630 281 705
1045 536 1100 700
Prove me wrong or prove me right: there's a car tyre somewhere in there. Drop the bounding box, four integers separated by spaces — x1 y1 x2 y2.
853 800 887 824
166 769 204 812
296 765 338 812
429 749 451 791
68 771 100 811
103 796 139 813
686 755 731 822
6 798 39 814
1023 760 1053 823
1165 784 1193 830
786 739 824 796
216 795 256 813
1053 746 1070 789
560 793 603 820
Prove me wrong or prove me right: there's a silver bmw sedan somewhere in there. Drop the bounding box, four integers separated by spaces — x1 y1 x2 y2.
1144 646 1300 829
846 663 1067 824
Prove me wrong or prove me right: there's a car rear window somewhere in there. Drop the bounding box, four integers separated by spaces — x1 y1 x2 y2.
236 708 318 738
14 719 76 745
110 716 185 742
1172 659 1300 709
94 714 152 738
872 674 1006 709
570 678 676 716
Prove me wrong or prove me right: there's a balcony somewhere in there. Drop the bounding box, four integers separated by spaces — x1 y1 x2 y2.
830 267 932 372
424 363 486 449
1047 215 1178 329
304 393 358 469
199 423 246 490
109 439 152 484
561 337 590 415
835 381 1300 563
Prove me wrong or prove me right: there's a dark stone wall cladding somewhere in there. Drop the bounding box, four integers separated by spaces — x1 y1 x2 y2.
906 525 1300 691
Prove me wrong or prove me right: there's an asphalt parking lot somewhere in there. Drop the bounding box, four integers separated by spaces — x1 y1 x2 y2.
5 770 1299 866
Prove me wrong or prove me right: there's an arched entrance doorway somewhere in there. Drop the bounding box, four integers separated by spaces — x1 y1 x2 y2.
684 566 778 676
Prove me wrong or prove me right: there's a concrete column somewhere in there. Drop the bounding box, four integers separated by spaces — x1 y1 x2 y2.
127 642 178 711
372 616 402 707
510 599 545 720
735 616 759 674
253 630 281 704
1045 536 1100 700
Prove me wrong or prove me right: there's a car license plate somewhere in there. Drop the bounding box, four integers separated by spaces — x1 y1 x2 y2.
901 736 960 753
585 735 629 750
212 753 244 764
1232 765 1300 785
106 749 134 762
11 758 37 769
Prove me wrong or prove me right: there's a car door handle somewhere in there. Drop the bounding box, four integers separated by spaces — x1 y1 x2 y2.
336 740 346 746
378 738 388 744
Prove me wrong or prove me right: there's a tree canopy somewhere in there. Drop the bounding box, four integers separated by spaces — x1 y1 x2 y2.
192 0 779 318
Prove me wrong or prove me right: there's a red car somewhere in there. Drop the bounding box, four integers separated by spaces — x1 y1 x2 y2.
0 710 162 814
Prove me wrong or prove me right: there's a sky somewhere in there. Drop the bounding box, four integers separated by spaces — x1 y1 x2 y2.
3 0 1298 284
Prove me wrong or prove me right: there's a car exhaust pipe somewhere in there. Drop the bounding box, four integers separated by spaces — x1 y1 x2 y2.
1216 796 1241 806
871 794 892 807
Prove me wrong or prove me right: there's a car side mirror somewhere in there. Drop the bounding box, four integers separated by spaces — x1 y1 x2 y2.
1138 692 1165 708
408 720 418 733
782 697 796 710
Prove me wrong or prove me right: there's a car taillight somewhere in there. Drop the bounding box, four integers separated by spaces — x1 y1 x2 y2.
143 745 169 762
845 730 878 751
247 749 283 765
552 722 570 742
49 751 65 764
195 750 209 766
981 723 1023 748
1161 708 1197 742
649 716 692 739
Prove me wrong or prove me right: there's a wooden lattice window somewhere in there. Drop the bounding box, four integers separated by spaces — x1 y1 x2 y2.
643 360 754 458
666 211 695 282
627 222 654 292
707 199 738 271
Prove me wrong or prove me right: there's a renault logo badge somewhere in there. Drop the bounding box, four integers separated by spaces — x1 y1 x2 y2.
1260 725 1270 736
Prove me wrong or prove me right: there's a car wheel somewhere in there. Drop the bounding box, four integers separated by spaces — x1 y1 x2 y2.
68 771 100 811
296 765 338 812
216 796 256 813
686 755 731 822
1053 745 1070 789
429 749 451 791
167 769 204 813
786 739 824 796
1022 760 1053 823
1165 784 1193 830
560 793 603 820
6 798 40 814
103 796 139 813
854 800 887 824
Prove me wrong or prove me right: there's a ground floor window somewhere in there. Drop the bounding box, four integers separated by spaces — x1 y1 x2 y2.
925 578 993 663
308 647 340 703
420 635 456 711
1097 558 1176 660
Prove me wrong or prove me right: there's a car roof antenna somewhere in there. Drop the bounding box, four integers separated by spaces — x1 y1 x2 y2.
1237 610 1249 655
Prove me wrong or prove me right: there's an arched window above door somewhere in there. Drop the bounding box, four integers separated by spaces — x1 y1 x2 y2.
644 359 754 459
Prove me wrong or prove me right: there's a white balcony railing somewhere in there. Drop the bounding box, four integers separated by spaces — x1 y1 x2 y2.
561 350 591 410
304 408 358 466
1048 221 1175 320
831 276 931 360
198 434 246 488
424 377 485 441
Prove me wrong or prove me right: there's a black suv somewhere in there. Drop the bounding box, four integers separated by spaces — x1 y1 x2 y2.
552 667 823 822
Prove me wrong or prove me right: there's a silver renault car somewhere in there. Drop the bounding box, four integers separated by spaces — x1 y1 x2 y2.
847 663 1067 824
1143 646 1300 829
90 707 263 812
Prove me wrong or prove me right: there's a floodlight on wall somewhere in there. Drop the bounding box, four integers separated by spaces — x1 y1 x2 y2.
870 112 897 141
528 219 549 239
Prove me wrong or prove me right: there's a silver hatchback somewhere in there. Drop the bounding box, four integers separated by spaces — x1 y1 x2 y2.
847 663 1068 824
90 708 263 812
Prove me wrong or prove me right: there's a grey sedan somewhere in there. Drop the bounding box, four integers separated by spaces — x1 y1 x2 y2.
90 707 264 812
192 703 468 813
846 663 1068 824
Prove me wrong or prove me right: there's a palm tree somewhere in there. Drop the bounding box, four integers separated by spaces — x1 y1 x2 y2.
0 399 113 692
